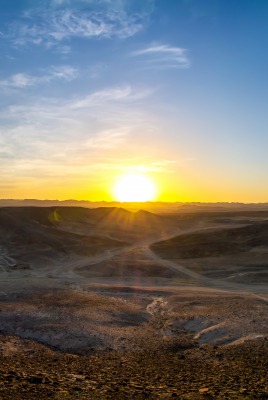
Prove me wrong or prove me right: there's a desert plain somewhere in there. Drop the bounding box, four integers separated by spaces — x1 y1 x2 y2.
0 204 267 399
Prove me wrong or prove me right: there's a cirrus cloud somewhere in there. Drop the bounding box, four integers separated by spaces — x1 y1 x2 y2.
7 8 147 48
0 65 78 89
131 44 190 69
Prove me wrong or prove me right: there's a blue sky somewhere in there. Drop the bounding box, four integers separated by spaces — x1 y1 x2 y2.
0 0 268 201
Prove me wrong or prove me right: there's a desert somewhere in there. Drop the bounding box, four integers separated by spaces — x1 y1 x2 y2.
2 1 268 398
0 204 267 399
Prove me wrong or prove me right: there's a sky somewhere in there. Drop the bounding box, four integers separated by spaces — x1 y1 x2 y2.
1 0 268 202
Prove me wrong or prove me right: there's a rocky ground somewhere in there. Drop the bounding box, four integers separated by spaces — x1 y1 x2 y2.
0 334 268 399
1 207 268 399
0 285 267 399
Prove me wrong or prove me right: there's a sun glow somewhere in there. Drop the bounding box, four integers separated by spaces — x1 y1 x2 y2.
113 173 157 202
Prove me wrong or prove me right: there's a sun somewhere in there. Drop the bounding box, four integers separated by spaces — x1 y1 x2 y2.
113 173 157 202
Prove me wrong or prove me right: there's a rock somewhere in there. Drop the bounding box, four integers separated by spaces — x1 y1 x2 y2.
199 387 209 393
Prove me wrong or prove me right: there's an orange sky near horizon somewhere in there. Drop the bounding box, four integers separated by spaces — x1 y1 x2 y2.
3 166 268 204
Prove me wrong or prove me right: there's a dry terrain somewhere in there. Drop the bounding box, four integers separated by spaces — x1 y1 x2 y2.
0 206 267 399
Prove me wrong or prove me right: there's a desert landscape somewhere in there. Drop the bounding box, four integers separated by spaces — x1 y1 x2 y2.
0 204 267 399
2 0 268 398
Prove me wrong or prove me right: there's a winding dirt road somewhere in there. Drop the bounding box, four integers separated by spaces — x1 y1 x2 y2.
1 224 267 299
50 228 268 298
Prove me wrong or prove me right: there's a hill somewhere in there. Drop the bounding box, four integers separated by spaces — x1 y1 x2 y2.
151 222 268 259
0 206 171 270
0 207 131 270
151 222 268 284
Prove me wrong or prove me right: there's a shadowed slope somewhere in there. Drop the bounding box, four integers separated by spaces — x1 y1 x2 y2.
150 222 268 284
151 222 268 259
0 207 129 269
14 206 173 242
0 206 174 269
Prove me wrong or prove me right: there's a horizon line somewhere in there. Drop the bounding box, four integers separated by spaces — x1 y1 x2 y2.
1 199 268 205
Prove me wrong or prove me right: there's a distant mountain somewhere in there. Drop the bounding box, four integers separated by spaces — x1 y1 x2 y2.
1 199 268 214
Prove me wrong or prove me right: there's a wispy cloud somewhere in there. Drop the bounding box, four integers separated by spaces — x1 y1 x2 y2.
85 128 130 149
131 44 190 69
69 85 152 109
0 84 153 171
47 65 78 81
7 8 146 47
56 45 72 54
70 158 181 174
0 73 34 88
0 65 78 89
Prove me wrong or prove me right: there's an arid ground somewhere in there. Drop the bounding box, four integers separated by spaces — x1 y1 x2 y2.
0 206 267 399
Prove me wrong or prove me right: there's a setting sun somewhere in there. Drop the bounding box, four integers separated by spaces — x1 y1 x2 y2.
113 173 157 202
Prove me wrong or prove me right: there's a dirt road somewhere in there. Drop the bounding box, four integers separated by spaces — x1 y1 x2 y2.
52 228 268 297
